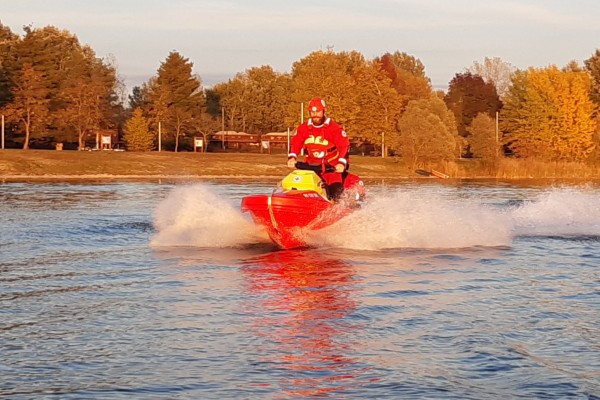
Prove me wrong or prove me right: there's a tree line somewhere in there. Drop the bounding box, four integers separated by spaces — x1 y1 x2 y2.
1 23 599 167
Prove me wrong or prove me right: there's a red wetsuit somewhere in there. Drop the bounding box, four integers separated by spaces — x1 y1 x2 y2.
288 117 350 186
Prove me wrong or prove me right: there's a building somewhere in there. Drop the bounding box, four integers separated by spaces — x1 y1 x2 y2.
207 131 261 152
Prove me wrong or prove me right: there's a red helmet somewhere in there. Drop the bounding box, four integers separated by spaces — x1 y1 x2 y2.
308 97 326 112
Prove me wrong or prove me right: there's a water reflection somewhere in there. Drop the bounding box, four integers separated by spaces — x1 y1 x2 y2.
242 250 371 398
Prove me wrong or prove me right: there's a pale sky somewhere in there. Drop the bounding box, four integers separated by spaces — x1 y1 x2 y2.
3 0 599 92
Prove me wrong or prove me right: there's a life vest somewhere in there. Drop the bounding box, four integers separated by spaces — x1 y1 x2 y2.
303 134 340 164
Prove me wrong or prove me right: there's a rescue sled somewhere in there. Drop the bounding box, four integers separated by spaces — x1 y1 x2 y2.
241 162 365 249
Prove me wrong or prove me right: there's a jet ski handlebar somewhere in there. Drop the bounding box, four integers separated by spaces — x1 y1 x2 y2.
294 161 336 173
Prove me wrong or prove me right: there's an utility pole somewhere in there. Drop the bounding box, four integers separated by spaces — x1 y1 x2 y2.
221 107 225 150
495 111 499 158
1 114 4 150
158 121 162 152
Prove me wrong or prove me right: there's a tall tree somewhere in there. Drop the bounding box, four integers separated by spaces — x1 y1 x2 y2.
128 86 147 111
584 49 600 107
8 25 120 146
287 50 365 129
374 52 432 115
2 63 49 149
55 49 119 149
243 65 291 133
214 65 291 134
0 22 19 108
146 51 204 151
445 72 502 142
501 66 597 160
351 60 402 149
466 57 515 99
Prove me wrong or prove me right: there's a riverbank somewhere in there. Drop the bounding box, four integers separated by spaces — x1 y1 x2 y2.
2 149 600 180
0 149 416 180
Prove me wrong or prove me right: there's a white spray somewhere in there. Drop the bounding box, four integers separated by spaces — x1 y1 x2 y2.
150 184 600 250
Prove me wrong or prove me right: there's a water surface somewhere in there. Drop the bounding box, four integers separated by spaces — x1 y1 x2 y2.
1 180 599 399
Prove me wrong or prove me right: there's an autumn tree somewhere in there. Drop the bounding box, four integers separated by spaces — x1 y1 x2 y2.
124 107 153 151
584 49 600 107
55 49 119 149
466 57 515 99
287 50 365 129
0 22 19 108
467 113 501 161
445 72 502 143
6 25 121 147
213 65 291 133
243 66 291 133
146 51 204 151
2 63 49 149
394 95 458 168
375 51 432 110
501 66 597 160
351 60 402 148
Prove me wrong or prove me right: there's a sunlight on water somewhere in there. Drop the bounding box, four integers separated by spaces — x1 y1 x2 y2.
150 183 600 251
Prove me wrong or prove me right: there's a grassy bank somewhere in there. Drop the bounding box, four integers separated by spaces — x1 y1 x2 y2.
0 149 415 179
2 149 600 180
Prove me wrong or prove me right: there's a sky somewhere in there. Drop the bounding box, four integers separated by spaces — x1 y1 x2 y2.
3 0 600 93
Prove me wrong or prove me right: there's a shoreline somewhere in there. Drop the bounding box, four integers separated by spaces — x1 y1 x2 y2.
3 149 600 181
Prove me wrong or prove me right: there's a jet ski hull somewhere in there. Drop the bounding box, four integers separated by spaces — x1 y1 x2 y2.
241 191 349 249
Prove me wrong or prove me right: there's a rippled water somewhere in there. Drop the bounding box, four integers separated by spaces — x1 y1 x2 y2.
1 179 599 399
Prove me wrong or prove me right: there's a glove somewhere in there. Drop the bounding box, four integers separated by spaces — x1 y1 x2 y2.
287 158 296 168
335 163 345 173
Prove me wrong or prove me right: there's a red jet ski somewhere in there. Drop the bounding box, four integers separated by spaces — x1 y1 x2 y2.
241 162 365 249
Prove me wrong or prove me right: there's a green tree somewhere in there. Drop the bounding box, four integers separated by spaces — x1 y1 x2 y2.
244 66 291 133
146 51 204 151
124 107 153 151
501 66 597 160
213 65 291 134
394 95 458 168
467 112 501 161
2 63 49 149
128 86 147 111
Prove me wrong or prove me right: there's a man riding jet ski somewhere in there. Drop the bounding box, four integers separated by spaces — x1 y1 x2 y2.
287 97 350 201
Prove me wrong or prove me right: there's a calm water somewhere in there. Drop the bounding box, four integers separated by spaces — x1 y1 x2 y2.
1 179 599 399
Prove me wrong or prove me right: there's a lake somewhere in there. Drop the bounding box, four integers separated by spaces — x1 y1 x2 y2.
1 179 599 399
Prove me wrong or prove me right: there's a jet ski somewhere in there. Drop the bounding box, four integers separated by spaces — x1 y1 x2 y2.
241 162 365 249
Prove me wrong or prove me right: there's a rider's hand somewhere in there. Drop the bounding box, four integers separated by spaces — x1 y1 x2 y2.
335 163 345 173
287 157 296 168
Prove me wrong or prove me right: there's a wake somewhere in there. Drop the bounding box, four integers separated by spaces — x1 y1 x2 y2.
150 184 600 251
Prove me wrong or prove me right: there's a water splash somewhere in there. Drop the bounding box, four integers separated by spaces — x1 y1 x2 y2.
151 184 600 250
150 184 268 248
309 190 513 250
512 187 600 238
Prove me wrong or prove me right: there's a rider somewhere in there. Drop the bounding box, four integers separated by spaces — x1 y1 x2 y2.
287 97 350 201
